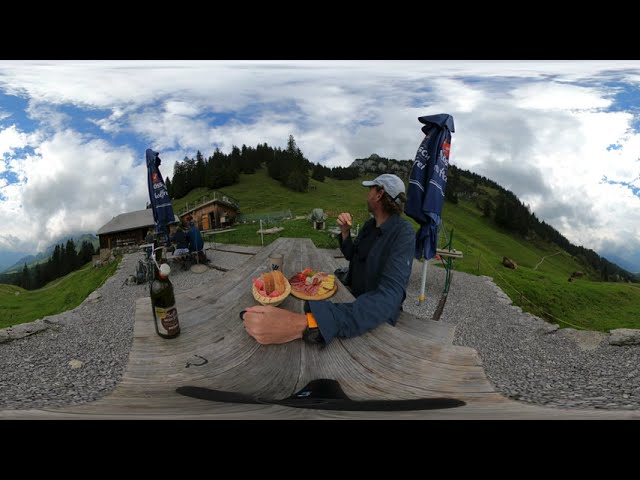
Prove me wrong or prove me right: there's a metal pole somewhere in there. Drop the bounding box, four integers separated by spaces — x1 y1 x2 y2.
260 219 264 247
418 260 428 306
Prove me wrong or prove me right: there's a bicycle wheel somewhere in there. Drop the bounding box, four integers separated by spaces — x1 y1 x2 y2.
146 261 155 283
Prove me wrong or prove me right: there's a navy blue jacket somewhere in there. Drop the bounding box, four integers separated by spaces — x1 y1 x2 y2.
171 230 189 250
188 224 204 252
309 214 415 344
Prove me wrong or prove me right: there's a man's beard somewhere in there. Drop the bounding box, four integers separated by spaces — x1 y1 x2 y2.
366 199 374 213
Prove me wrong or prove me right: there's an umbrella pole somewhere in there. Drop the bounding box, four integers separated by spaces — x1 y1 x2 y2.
418 259 428 306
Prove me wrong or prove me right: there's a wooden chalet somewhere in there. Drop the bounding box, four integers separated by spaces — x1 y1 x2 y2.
96 209 179 249
178 193 239 231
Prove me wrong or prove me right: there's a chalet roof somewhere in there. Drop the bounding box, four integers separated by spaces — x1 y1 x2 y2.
180 197 239 218
178 195 240 217
97 209 179 236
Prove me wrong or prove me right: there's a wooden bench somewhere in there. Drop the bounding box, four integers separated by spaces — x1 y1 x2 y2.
167 252 193 270
167 248 212 270
436 248 464 259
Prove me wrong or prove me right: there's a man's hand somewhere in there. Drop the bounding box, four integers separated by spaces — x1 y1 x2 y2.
243 305 307 345
336 212 353 240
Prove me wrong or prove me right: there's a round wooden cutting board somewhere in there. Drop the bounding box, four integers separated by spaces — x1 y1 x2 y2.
289 282 338 301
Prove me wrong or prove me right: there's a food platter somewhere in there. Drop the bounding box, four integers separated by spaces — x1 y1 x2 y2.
288 269 338 301
252 279 291 306
289 282 337 301
251 271 291 306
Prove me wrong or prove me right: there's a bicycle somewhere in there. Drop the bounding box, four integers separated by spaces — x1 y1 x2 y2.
138 242 166 285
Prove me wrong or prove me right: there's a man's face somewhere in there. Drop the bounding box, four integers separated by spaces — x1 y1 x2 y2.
366 185 383 213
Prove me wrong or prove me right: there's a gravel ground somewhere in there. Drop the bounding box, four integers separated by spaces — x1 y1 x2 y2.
2 246 640 411
403 260 640 411
0 249 238 410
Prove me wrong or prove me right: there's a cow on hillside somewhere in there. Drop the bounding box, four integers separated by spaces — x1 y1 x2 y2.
568 271 585 282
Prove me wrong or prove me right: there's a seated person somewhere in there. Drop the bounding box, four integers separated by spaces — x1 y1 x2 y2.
187 220 206 262
170 225 190 257
241 173 415 346
144 229 154 259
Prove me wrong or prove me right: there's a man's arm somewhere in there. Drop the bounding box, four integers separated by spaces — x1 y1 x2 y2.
337 231 354 260
336 212 354 260
310 222 415 344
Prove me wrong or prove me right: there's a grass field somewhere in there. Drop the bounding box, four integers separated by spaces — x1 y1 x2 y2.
440 200 640 331
173 170 374 228
0 260 120 329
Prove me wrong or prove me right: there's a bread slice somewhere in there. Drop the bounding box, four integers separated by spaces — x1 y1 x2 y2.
272 270 286 295
261 272 275 295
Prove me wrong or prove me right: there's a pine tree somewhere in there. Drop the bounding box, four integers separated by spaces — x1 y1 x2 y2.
195 151 206 188
445 165 459 204
49 244 62 279
311 164 325 182
286 135 298 156
602 263 609 282
285 168 309 192
482 199 492 218
67 239 78 273
21 263 30 290
79 240 95 265
171 160 188 199
33 263 43 289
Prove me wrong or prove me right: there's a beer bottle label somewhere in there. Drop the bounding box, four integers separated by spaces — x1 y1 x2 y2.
154 305 180 337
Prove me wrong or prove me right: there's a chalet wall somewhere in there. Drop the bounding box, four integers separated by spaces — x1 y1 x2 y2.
99 228 148 250
181 202 238 231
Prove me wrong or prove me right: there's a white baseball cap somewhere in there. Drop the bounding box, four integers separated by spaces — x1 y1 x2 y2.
362 174 406 203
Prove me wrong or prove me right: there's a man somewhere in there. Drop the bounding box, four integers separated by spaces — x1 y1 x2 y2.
242 173 415 346
171 225 190 257
144 229 154 259
187 220 205 263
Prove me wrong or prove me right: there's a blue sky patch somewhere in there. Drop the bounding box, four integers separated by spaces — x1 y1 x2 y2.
602 175 640 197
0 92 33 131
601 80 640 133
59 103 111 136
0 169 19 184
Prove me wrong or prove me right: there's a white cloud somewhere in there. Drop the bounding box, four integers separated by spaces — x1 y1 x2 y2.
512 82 613 111
1 129 147 252
128 107 214 152
26 100 71 130
164 100 200 117
0 125 31 156
1 61 640 270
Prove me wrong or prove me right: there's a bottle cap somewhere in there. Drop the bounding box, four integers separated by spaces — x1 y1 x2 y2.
159 263 171 277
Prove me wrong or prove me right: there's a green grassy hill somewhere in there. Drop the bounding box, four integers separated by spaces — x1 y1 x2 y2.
173 171 373 227
441 200 640 331
175 168 640 332
0 260 119 329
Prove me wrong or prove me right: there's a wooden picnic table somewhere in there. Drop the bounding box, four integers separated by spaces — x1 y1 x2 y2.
2 238 638 419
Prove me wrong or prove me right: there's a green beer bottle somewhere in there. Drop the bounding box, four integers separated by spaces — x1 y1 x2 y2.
150 263 181 338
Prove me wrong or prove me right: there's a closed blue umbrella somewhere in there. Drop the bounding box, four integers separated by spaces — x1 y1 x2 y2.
404 114 454 305
146 148 175 247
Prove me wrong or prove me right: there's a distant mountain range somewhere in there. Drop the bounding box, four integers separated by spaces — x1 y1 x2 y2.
0 234 99 274
0 250 30 273
604 252 640 277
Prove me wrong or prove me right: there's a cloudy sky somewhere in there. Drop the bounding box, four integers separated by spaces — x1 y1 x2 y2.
1 60 640 271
